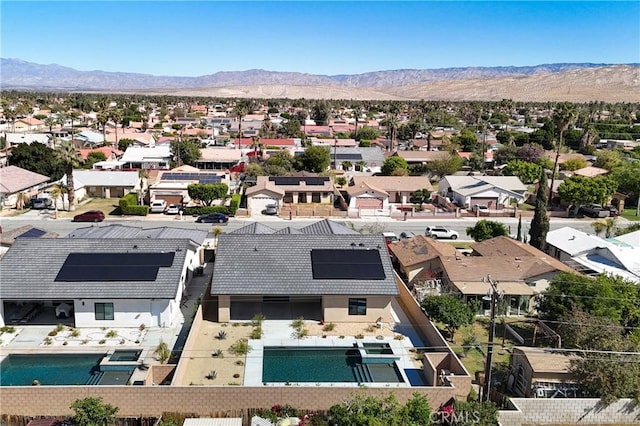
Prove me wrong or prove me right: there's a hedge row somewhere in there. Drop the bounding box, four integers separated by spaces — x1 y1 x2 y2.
183 206 232 216
119 193 149 216
229 193 241 214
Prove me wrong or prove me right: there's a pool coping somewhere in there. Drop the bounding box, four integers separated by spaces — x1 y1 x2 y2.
244 336 418 387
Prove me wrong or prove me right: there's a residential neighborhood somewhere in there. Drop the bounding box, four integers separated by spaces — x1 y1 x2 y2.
1 79 640 426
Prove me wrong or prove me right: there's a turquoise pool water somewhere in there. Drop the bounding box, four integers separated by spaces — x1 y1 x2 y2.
0 353 106 386
262 347 404 383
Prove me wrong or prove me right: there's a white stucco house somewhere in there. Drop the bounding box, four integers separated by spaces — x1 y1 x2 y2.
437 175 528 209
0 238 198 328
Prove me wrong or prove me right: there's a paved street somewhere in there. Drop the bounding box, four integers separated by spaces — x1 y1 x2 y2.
0 209 617 240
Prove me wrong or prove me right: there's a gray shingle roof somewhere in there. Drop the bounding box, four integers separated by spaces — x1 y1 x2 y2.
273 227 303 234
0 238 191 300
211 235 397 296
298 219 359 235
229 222 277 234
68 225 207 245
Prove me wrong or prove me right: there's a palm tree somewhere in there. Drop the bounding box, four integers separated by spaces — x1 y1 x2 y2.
591 220 606 236
233 102 248 149
49 184 62 219
109 109 123 146
212 226 223 249
97 111 109 143
548 102 577 205
603 217 618 238
55 141 83 211
137 169 149 204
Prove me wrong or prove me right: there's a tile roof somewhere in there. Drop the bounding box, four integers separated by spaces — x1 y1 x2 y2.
0 166 50 194
198 148 243 162
210 234 398 296
68 224 207 245
0 225 59 246
351 176 434 193
572 166 608 178
0 238 191 299
389 236 457 267
395 151 451 162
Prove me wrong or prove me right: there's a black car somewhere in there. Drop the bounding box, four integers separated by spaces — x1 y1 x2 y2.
195 213 229 223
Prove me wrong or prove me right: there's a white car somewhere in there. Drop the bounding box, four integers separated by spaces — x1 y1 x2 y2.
425 226 459 240
165 204 182 215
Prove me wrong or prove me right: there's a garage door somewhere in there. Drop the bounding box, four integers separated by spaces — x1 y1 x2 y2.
157 195 183 205
356 198 383 208
470 197 497 208
250 196 279 214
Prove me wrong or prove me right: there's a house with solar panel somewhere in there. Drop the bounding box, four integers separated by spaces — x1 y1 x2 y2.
149 166 231 206
210 234 399 323
0 238 196 328
245 175 335 215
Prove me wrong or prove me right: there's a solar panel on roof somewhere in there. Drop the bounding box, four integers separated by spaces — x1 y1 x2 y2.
18 228 47 238
304 177 329 185
335 153 363 161
311 249 385 280
55 252 175 282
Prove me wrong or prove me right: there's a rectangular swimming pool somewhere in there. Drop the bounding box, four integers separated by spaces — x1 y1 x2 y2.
0 353 106 386
262 347 404 384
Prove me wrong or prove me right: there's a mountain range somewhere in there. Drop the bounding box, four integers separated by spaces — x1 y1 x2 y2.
2 58 639 102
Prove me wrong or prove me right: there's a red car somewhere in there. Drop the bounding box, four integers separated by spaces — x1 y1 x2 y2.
73 210 105 222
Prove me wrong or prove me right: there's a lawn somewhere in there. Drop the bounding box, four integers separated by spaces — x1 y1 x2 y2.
442 317 551 381
621 207 640 221
55 198 121 219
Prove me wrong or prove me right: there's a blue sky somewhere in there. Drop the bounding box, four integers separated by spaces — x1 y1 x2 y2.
1 1 638 76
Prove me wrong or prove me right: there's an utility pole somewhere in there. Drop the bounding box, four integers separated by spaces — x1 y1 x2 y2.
482 274 501 402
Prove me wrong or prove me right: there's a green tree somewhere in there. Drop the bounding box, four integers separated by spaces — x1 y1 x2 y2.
610 161 640 205
466 220 509 242
311 100 330 125
410 188 431 208
557 310 640 404
536 272 640 331
456 129 479 152
233 101 249 141
593 150 623 171
561 157 588 171
243 163 266 177
381 156 408 176
557 175 618 207
453 400 499 426
503 160 542 184
70 397 119 426
55 141 83 211
84 151 107 169
8 142 65 180
327 393 431 426
187 183 229 206
295 145 331 173
278 118 302 138
549 102 578 203
265 150 295 175
117 138 135 152
426 154 464 178
170 139 201 167
529 169 550 250
354 126 379 141
421 295 475 339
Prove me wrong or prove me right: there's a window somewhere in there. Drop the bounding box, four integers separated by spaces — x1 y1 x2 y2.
95 303 114 320
348 298 367 315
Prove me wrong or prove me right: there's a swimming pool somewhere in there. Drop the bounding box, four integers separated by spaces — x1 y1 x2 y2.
0 353 134 386
262 347 404 384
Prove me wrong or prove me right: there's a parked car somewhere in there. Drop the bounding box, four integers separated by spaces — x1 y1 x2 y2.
261 204 278 215
579 204 610 218
425 226 459 240
73 210 105 222
30 198 52 210
607 206 620 217
150 200 168 213
399 231 416 239
195 213 229 223
164 204 182 215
